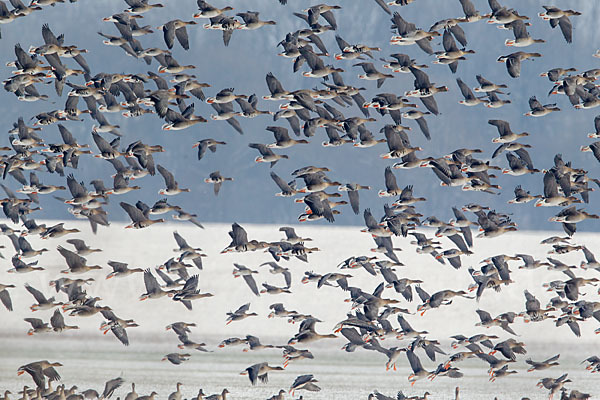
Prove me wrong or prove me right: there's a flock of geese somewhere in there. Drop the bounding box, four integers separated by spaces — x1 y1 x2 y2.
1 0 600 399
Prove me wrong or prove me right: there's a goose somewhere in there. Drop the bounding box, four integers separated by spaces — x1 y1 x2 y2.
240 362 285 385
120 202 165 229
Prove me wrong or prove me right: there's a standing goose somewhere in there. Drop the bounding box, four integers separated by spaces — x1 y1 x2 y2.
136 393 158 400
204 389 229 400
124 383 138 400
266 390 286 400
168 383 183 400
